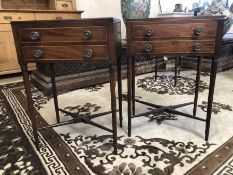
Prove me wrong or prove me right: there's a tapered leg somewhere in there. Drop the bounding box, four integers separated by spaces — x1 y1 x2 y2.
178 56 181 75
193 57 202 117
117 56 123 127
132 56 136 116
109 64 118 154
174 57 178 87
50 64 60 123
21 63 39 151
205 57 218 141
155 57 158 81
127 56 133 137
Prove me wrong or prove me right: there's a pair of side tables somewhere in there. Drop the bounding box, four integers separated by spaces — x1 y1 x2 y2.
11 16 225 154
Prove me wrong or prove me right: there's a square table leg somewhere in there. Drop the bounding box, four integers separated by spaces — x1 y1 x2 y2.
21 63 39 151
205 57 218 141
127 55 133 137
117 56 123 127
109 64 118 154
49 63 60 123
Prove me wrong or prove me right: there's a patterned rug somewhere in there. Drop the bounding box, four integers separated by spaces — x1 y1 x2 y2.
1 69 233 175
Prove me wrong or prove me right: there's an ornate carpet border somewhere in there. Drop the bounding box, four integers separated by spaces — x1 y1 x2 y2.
2 88 71 175
185 136 233 175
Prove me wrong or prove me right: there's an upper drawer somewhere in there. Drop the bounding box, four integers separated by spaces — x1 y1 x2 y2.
21 45 108 61
132 22 217 39
132 40 215 55
18 26 108 42
0 13 35 23
35 13 80 21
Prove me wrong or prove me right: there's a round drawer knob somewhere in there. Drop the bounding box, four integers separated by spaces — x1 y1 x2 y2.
30 31 40 41
34 49 43 58
194 27 203 35
193 43 202 51
145 28 154 36
144 44 153 52
84 49 94 58
62 3 68 8
83 30 92 40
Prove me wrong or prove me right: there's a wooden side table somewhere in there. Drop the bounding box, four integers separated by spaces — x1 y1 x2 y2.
11 18 121 154
123 16 225 140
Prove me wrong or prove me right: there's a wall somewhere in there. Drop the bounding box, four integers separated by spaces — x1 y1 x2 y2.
76 0 161 38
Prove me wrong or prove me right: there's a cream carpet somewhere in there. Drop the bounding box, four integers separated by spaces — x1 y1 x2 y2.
1 68 233 175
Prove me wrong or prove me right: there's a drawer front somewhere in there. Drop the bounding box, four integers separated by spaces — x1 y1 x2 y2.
132 40 215 55
35 13 80 21
22 45 108 61
132 22 217 39
56 1 74 10
0 24 12 32
19 26 108 42
0 13 35 23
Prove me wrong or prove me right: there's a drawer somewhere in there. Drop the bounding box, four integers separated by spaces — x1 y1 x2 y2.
132 40 215 55
19 26 107 42
56 1 74 10
35 13 80 21
132 22 217 39
0 24 12 32
0 13 35 23
21 45 108 61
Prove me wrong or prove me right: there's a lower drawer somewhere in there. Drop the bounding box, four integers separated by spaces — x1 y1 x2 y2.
132 40 215 55
21 45 108 61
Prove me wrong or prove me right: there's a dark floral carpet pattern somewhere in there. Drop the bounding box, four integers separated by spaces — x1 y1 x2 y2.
137 75 208 95
0 83 46 174
198 101 233 114
64 103 101 117
145 108 178 125
20 86 48 110
60 133 214 175
85 84 104 92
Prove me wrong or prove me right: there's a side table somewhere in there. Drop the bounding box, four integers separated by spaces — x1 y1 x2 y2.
123 16 225 140
11 18 121 154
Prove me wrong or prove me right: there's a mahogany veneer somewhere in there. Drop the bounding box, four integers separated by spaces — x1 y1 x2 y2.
11 18 121 154
123 16 225 140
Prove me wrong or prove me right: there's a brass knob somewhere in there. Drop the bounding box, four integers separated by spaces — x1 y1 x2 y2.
83 31 92 40
30 32 40 41
34 49 43 58
194 27 203 35
62 3 68 8
145 28 154 36
144 44 153 52
3 16 12 20
193 43 202 52
55 16 62 20
84 49 94 58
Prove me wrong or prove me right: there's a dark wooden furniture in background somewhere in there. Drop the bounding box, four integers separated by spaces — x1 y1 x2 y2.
11 18 121 154
123 16 225 140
